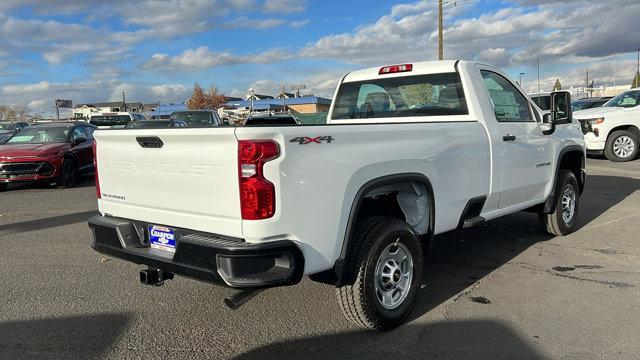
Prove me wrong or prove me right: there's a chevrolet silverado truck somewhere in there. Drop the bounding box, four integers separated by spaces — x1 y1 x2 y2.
574 88 640 162
89 61 586 331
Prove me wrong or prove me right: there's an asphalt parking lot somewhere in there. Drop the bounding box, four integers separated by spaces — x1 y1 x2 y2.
0 157 638 360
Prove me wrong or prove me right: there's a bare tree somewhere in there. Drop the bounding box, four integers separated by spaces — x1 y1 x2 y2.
552 79 562 91
187 83 227 110
187 83 208 110
207 85 227 110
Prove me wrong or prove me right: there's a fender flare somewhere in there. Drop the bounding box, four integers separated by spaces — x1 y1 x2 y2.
310 173 435 286
542 145 585 214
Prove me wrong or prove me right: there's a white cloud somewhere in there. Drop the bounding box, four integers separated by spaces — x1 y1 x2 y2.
223 17 287 30
290 19 310 28
149 84 189 99
263 0 307 14
141 46 292 71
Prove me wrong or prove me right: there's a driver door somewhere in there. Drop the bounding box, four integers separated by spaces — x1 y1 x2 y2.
480 70 554 209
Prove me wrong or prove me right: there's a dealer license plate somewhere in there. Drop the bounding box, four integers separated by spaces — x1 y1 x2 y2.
148 225 176 253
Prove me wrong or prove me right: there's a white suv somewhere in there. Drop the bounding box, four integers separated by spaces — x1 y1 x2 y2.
574 88 640 162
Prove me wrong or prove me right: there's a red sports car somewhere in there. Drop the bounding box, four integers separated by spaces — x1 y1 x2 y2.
0 122 96 191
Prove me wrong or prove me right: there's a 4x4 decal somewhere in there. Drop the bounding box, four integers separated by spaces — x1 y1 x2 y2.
290 136 334 145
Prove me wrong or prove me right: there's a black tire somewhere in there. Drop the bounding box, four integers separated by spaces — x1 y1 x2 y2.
0 183 7 192
336 217 423 331
604 130 639 162
538 170 580 236
58 159 77 188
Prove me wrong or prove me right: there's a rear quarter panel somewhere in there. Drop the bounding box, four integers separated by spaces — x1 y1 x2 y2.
236 122 490 274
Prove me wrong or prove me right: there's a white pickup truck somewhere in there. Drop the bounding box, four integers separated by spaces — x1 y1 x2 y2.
89 61 586 331
574 88 640 161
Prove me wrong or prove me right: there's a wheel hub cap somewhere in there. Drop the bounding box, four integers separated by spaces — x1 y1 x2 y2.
561 183 576 224
613 135 635 158
374 241 414 310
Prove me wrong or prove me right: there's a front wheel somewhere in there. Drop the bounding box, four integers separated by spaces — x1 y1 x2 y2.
539 170 580 236
336 217 423 331
57 159 77 188
0 183 7 192
604 130 639 162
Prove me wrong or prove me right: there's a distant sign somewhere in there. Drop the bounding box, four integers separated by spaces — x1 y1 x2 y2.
55 99 73 108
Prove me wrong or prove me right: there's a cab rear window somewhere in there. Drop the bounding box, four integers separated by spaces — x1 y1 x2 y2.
331 73 468 120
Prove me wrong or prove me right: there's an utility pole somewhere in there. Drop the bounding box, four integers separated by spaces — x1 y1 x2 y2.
122 91 127 112
519 72 525 87
426 0 456 60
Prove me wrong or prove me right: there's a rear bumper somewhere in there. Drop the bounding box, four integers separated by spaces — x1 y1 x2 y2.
88 215 304 289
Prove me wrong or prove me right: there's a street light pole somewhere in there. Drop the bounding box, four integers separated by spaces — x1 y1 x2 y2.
438 0 443 60
582 69 589 98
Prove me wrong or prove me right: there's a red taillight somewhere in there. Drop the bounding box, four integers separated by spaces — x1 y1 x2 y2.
379 64 413 75
93 140 101 199
238 140 279 220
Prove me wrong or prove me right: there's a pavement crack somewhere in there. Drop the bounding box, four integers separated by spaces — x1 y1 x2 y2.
513 262 634 289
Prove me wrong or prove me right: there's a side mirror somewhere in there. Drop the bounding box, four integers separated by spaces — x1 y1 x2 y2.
550 90 572 124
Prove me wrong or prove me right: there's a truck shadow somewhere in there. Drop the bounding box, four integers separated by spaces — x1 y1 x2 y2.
233 319 546 360
411 173 639 321
574 174 640 228
0 313 131 360
0 210 98 236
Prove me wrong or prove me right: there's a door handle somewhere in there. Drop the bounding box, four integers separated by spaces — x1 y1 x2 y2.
502 135 516 142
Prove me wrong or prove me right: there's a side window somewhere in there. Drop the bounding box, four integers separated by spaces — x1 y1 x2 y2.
480 70 533 122
84 126 95 140
530 103 541 123
71 127 85 141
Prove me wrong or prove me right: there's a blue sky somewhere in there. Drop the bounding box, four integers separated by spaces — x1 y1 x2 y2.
0 0 639 115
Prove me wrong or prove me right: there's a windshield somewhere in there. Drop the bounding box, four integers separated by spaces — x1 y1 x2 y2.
5 127 69 144
170 112 215 127
331 73 468 120
89 115 131 127
0 123 16 131
531 95 551 111
572 101 592 111
604 90 640 108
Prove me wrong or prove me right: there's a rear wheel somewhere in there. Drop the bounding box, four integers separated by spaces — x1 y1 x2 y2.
336 217 423 331
538 170 579 236
58 159 77 188
604 130 639 162
0 183 7 192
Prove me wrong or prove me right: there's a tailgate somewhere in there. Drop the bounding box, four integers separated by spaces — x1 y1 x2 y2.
94 128 242 237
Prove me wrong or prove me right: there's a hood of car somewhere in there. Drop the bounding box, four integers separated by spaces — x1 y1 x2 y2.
573 106 621 119
0 143 67 159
